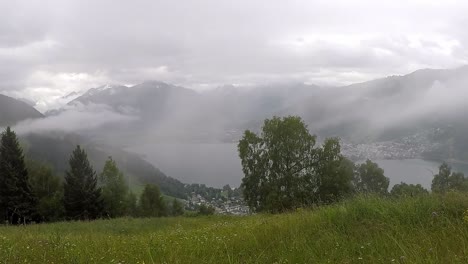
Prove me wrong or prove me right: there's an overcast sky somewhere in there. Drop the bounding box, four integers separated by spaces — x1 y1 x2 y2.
1 0 468 111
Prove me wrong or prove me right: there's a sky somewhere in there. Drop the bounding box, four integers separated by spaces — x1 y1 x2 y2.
1 0 468 112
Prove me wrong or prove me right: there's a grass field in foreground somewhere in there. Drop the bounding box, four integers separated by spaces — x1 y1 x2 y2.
1 193 468 263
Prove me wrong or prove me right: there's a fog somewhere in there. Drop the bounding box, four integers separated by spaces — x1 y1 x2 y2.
4 65 467 187
2 1 468 187
13 103 137 136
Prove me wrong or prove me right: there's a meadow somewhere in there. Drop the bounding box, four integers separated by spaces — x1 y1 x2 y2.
1 193 468 263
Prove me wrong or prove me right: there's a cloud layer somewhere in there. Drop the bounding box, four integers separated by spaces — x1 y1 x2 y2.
1 0 468 111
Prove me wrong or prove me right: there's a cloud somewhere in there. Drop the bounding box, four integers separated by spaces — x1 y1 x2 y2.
1 0 468 110
12 103 138 135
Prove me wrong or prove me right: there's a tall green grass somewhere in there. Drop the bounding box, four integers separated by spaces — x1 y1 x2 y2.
1 193 467 263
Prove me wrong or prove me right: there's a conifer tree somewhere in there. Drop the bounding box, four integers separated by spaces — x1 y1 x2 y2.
0 127 37 224
63 145 102 220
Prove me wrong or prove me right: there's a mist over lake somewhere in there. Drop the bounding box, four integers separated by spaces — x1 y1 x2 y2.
131 143 453 189
130 143 243 187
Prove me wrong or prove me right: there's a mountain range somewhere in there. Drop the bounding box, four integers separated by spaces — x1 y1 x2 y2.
0 94 187 198
3 65 468 190
54 66 468 147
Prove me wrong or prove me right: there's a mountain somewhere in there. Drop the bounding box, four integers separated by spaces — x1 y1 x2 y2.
0 94 188 198
0 94 43 127
275 66 468 161
47 66 468 162
69 82 199 118
17 98 36 107
61 91 81 100
63 81 321 144
22 132 187 198
286 66 468 140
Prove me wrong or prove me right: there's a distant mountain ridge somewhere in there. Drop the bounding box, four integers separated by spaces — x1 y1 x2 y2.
0 94 44 127
24 133 187 198
46 65 468 162
0 93 188 198
69 81 198 117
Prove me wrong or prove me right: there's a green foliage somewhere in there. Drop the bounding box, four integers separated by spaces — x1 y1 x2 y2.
239 116 363 212
431 162 468 193
24 133 189 199
1 194 468 263
353 159 389 195
99 157 129 218
239 116 317 212
63 145 103 220
0 127 37 224
27 160 64 222
125 191 138 217
171 198 184 216
197 204 215 216
315 138 355 203
139 184 167 217
390 182 428 198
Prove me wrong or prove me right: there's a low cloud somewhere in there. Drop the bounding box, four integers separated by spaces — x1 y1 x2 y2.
12 103 138 135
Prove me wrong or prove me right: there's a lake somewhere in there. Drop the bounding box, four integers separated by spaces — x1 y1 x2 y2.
131 143 463 190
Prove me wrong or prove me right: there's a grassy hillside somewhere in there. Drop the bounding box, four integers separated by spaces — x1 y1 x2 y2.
1 193 468 263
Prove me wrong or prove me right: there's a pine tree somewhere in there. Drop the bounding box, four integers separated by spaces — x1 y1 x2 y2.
63 145 102 220
0 127 37 224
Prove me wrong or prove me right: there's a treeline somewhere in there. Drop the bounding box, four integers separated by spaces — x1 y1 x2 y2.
24 133 188 199
0 127 184 224
239 116 468 213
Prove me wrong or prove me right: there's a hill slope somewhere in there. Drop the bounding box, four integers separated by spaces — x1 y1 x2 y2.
0 94 43 127
0 193 467 263
23 133 187 198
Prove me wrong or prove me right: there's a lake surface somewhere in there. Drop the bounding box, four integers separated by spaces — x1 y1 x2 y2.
131 143 462 190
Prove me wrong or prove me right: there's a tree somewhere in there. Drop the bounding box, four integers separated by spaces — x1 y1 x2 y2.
431 163 468 193
63 145 102 220
171 198 184 216
314 138 355 203
353 160 389 195
0 127 37 224
99 157 129 218
198 204 215 216
27 160 64 222
390 182 428 197
139 184 167 217
238 116 317 213
125 191 138 217
222 184 233 198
